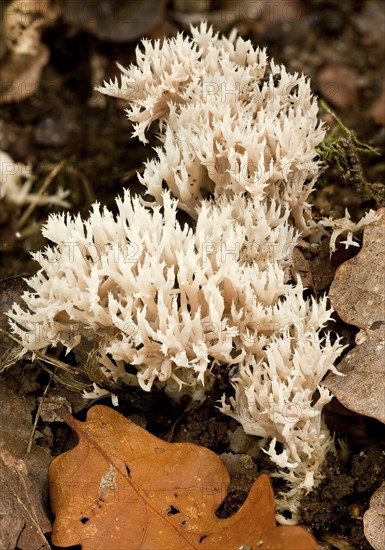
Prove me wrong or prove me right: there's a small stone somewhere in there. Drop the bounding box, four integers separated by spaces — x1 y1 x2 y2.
35 117 69 147
228 426 260 458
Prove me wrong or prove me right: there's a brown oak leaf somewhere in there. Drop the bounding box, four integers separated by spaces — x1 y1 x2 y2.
50 405 319 549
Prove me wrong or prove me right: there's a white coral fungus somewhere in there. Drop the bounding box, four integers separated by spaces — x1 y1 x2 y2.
9 24 346 521
317 208 381 253
99 22 325 231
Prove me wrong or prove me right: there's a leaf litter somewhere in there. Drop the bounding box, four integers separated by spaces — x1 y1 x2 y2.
50 405 319 550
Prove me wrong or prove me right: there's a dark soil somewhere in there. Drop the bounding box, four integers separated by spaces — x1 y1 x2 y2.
1 1 384 549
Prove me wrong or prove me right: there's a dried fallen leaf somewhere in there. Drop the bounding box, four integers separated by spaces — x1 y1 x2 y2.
0 386 52 549
328 208 384 331
325 208 385 424
325 328 385 423
0 450 51 550
50 405 319 549
0 385 52 499
363 483 385 550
